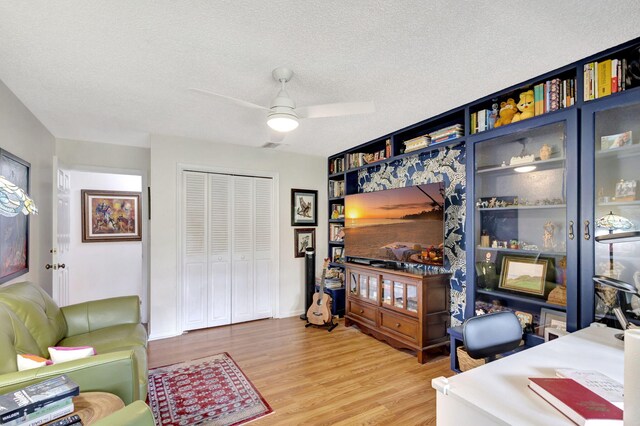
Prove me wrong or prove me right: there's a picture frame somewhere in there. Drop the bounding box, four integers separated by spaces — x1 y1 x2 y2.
0 149 30 284
331 246 344 264
514 310 533 330
600 130 632 150
329 223 344 242
538 307 567 336
291 188 318 226
81 190 142 242
499 255 549 296
294 228 315 258
614 179 636 201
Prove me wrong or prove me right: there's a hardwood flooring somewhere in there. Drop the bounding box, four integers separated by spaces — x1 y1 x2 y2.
148 317 454 425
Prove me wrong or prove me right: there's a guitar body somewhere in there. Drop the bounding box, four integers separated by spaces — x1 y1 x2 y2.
306 292 332 325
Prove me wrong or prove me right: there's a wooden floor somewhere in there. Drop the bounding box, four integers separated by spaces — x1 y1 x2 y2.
148 317 454 425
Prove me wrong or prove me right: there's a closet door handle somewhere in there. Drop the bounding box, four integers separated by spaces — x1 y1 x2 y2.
568 221 575 240
584 220 591 240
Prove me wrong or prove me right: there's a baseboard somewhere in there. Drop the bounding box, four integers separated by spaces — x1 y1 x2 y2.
148 330 183 341
276 309 304 319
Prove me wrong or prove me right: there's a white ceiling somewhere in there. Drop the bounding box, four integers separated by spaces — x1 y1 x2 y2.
1 2 639 157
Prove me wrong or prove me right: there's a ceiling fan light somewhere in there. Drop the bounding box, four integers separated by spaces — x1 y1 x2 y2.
267 111 299 133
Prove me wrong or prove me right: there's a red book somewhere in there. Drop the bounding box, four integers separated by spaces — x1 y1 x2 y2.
528 378 622 425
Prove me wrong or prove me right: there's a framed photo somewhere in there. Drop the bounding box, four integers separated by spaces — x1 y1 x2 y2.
81 190 142 242
329 223 344 242
544 327 570 342
514 310 533 330
294 228 315 258
499 255 549 296
0 149 30 284
291 188 317 226
600 130 632 150
538 307 567 336
331 246 344 264
614 179 636 201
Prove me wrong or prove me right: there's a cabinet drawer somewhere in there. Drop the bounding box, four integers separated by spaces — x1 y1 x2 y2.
348 299 377 323
379 310 418 342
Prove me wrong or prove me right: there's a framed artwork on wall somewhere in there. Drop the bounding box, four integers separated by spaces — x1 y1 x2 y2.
81 190 142 242
0 149 31 284
294 228 315 258
291 188 318 226
498 256 549 296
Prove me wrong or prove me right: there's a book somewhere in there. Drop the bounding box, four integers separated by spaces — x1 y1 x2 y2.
3 398 73 426
597 60 612 98
0 376 79 424
528 377 623 425
555 369 623 409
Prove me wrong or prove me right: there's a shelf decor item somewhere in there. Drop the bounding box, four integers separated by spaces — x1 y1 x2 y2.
539 144 553 160
0 149 34 284
538 308 567 336
331 246 344 263
600 130 632 150
291 188 318 226
499 256 549 296
81 190 142 242
294 228 315 258
614 179 636 201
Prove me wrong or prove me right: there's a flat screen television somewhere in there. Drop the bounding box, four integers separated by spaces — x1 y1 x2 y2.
344 183 445 266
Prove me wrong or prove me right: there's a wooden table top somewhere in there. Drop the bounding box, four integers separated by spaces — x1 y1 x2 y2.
44 392 124 425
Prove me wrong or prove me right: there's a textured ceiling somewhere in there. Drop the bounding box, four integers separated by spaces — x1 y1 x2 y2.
1 1 639 156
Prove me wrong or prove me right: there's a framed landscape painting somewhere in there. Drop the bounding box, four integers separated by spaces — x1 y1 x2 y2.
498 255 549 296
0 149 30 284
291 188 317 226
81 190 142 242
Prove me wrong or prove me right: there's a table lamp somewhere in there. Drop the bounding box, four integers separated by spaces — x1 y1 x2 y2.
592 275 639 340
0 175 38 217
595 211 632 274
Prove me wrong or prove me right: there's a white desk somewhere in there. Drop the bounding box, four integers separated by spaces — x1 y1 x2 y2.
432 325 624 426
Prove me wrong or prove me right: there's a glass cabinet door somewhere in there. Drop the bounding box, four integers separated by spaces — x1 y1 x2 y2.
368 276 378 302
406 284 418 313
359 275 368 299
349 272 358 296
587 99 640 326
382 279 392 305
394 282 404 308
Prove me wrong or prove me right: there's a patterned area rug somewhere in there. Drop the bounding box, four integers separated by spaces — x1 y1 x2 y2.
148 353 273 426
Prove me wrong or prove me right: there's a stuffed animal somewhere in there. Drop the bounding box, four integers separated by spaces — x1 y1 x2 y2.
493 98 518 128
511 90 535 123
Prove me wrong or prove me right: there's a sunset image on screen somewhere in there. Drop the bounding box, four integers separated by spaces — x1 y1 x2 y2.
344 183 445 266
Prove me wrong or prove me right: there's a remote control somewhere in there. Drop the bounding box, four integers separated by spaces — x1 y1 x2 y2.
47 414 82 426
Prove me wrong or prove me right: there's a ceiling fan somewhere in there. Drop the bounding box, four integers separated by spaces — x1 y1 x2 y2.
190 67 375 138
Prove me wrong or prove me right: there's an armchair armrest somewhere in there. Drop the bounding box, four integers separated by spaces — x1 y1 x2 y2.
61 296 141 337
0 350 140 405
93 400 155 426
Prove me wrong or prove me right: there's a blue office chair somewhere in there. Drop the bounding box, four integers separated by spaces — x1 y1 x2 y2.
463 311 523 360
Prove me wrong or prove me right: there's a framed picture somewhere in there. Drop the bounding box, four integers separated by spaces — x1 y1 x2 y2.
514 310 533 330
499 255 549 296
331 246 344 264
0 149 30 284
294 228 315 258
291 188 317 226
544 327 570 342
538 307 567 336
81 190 142 242
600 130 632 150
614 179 636 201
329 223 344 242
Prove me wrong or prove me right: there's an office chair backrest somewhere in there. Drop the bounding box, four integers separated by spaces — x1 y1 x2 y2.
463 311 523 360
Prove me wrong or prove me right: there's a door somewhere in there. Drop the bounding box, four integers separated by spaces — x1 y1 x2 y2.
51 157 71 306
208 174 232 326
231 176 255 323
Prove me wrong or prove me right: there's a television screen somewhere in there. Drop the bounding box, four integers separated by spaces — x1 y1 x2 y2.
344 183 445 266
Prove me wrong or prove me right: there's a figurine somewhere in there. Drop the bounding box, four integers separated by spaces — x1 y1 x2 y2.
539 144 553 160
543 221 556 250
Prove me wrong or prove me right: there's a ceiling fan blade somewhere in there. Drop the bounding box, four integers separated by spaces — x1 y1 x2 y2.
189 88 269 111
297 101 375 119
268 129 286 143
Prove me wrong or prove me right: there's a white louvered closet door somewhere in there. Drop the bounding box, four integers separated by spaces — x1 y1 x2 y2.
231 176 255 323
182 172 209 330
253 178 274 318
208 173 232 326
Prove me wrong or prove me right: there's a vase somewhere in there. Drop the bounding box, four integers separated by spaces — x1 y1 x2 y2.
539 144 552 160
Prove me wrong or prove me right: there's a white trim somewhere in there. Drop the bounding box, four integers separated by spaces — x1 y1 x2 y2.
277 310 305 319
176 163 280 334
148 331 184 341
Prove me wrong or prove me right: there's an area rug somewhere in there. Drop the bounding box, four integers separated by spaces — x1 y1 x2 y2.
148 353 273 426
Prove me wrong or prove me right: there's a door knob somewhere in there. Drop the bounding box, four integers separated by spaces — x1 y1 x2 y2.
58 264 66 269
45 264 53 270
45 263 65 270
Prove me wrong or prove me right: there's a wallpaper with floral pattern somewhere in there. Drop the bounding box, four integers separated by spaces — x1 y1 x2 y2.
356 143 467 325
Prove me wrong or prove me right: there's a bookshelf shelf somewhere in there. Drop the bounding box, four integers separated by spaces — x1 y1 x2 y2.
476 157 565 174
594 143 640 159
476 289 567 311
475 246 566 256
476 204 566 212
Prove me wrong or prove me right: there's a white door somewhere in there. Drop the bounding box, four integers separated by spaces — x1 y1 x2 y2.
51 157 71 306
253 177 274 318
231 176 255 324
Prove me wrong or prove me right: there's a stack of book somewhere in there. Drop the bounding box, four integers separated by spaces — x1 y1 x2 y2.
470 110 496 134
0 375 80 426
532 77 576 113
584 58 628 101
329 180 345 198
329 157 344 174
330 204 344 219
429 124 463 144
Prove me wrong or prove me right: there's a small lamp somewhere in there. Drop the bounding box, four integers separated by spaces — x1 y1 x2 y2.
592 275 639 340
596 211 633 274
0 175 38 217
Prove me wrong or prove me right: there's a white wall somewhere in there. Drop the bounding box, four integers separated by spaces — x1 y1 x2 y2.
67 170 144 314
149 134 326 340
0 80 55 292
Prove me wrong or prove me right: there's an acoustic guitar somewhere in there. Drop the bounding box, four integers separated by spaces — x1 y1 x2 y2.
306 258 333 326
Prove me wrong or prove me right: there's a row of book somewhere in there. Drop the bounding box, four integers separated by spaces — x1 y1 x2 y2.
429 124 464 144
0 375 80 426
345 151 387 170
471 78 576 134
329 223 344 242
584 58 628 101
330 203 345 219
329 180 344 199
328 157 344 175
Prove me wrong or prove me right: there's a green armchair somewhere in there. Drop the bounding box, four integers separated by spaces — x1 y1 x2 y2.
0 282 148 404
93 401 156 426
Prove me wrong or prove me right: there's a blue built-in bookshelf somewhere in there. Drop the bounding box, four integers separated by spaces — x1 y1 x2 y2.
329 36 640 349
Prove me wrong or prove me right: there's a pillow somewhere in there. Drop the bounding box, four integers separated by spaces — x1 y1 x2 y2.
17 354 53 371
48 346 95 364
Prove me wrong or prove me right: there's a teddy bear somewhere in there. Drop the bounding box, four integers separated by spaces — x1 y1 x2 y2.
493 98 518 128
511 90 535 123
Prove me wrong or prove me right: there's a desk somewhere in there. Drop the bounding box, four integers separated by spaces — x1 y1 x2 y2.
432 325 623 425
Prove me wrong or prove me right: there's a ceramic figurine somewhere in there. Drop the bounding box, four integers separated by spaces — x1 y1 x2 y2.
543 221 556 250
539 144 553 160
